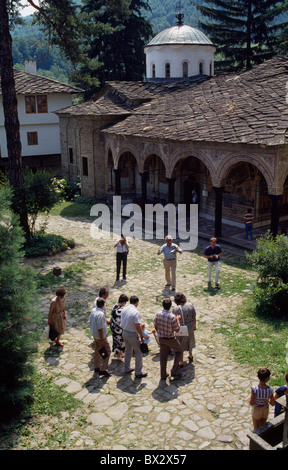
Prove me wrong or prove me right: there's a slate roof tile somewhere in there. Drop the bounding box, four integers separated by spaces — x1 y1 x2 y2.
0 69 83 95
61 56 288 146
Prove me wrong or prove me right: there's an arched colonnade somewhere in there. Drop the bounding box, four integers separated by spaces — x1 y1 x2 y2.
105 136 288 237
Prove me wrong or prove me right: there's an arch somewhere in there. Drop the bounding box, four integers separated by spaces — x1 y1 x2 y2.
143 153 167 201
171 154 212 207
169 148 216 180
218 152 274 192
117 151 140 195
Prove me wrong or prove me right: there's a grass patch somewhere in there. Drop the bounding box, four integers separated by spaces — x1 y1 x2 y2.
30 373 82 416
216 299 288 386
49 200 94 218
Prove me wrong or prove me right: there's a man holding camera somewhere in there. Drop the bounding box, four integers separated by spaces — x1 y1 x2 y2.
204 237 223 288
114 234 129 281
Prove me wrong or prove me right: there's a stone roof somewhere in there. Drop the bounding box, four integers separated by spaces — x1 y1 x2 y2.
146 24 214 47
104 56 288 146
56 75 209 116
0 69 83 95
56 56 288 146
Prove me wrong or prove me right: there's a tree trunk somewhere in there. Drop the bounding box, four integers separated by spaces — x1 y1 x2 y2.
0 1 29 237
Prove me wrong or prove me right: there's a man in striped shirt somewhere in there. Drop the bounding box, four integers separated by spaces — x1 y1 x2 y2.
154 298 182 380
244 208 254 240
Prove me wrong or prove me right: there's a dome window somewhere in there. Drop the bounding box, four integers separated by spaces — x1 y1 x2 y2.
165 62 170 79
199 62 204 75
183 61 188 78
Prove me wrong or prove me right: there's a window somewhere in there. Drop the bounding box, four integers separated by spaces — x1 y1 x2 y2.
183 61 188 78
25 96 36 114
152 64 156 78
37 95 48 113
199 62 204 75
25 95 48 113
82 157 88 176
69 148 74 164
27 132 38 145
165 63 170 79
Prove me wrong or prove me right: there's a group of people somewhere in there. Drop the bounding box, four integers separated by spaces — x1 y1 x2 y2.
250 367 288 430
88 287 197 380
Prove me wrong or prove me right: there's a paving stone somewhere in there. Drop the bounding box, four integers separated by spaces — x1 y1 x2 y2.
7 214 272 451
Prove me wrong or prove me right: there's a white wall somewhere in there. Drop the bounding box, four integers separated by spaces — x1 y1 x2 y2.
145 44 216 79
0 93 72 158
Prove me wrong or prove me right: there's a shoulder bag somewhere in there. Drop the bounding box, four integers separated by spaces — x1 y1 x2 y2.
175 306 188 337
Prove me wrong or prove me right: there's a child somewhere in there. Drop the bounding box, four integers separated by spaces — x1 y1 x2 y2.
273 372 288 417
249 367 275 430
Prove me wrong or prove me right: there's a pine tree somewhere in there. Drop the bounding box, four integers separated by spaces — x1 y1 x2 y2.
0 184 40 420
74 0 153 98
193 0 288 71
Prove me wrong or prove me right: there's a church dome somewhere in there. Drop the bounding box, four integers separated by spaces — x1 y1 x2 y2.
147 24 214 47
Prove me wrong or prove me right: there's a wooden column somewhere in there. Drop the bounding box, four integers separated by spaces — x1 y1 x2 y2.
269 194 282 237
166 177 176 204
213 186 224 237
113 169 121 196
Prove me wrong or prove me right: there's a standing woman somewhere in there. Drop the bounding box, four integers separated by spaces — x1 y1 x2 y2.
172 292 196 365
48 288 67 347
110 293 128 358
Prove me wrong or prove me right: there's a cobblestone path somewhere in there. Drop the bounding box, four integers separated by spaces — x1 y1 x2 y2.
8 214 265 450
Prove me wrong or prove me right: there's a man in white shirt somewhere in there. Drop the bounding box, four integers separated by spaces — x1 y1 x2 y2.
120 295 147 378
89 297 111 377
114 234 129 281
157 235 182 291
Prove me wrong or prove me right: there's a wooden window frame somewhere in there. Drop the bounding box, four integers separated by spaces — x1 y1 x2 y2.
27 131 38 146
25 95 36 114
37 95 48 113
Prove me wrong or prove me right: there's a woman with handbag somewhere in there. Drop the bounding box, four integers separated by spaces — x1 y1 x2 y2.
172 292 197 365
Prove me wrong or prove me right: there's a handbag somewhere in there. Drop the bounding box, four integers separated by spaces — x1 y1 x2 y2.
98 347 109 359
175 306 188 337
140 342 149 354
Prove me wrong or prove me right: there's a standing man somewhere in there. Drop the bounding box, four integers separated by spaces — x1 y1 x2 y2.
114 234 129 281
154 298 182 380
157 235 182 291
244 208 254 240
120 295 147 378
204 237 222 288
93 286 109 311
89 297 111 377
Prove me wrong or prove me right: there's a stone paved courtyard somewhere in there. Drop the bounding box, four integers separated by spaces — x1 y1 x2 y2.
5 213 269 450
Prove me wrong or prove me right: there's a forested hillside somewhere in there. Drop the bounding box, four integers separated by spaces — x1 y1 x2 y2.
11 0 199 82
11 0 287 82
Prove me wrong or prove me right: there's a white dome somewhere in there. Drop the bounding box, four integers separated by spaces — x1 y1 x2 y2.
147 25 214 47
144 23 216 81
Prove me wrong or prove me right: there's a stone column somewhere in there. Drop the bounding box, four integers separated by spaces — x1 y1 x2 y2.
269 194 282 237
166 177 176 204
213 186 224 237
113 169 121 196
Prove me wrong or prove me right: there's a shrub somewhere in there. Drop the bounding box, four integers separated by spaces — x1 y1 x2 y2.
22 169 60 237
25 232 75 258
247 232 288 318
0 185 40 420
54 177 81 202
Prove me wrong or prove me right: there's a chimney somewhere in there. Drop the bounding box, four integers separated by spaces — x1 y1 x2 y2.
25 59 37 74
